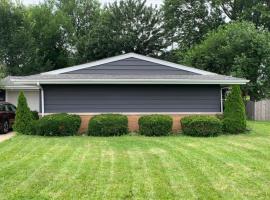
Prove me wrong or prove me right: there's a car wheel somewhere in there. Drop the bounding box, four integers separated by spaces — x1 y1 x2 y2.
3 120 9 134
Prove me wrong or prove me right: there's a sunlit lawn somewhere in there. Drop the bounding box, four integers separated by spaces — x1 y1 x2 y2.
0 121 270 199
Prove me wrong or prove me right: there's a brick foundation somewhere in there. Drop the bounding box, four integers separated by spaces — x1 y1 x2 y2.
79 115 93 133
78 114 196 134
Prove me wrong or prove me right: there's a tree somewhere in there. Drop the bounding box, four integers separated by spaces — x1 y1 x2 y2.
0 0 35 75
0 0 75 76
55 0 101 64
214 0 270 30
24 2 72 73
223 85 246 134
77 0 169 62
163 0 224 52
184 21 270 100
13 92 34 134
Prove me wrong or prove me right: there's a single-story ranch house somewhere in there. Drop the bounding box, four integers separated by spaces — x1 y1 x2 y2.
1 53 249 132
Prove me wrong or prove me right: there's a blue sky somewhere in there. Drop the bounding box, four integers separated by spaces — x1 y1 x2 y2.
21 0 163 6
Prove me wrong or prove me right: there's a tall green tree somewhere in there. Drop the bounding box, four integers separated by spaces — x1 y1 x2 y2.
0 0 73 75
55 0 101 64
223 85 246 134
13 92 34 134
77 0 168 62
0 0 36 75
184 21 270 100
214 0 270 29
25 2 72 73
163 0 224 52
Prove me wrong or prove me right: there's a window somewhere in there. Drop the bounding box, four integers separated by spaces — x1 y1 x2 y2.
0 90 5 101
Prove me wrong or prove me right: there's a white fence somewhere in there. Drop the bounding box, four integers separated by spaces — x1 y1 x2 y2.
246 99 270 120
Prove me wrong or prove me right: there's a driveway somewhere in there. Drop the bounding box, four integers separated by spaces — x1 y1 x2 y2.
0 132 15 143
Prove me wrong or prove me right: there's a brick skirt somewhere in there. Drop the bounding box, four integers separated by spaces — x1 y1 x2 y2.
78 114 196 134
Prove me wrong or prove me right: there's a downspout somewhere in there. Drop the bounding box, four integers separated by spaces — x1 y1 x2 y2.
37 82 44 117
220 86 230 114
220 87 223 113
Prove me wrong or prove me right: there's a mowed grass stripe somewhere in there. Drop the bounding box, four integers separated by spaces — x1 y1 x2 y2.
38 144 86 199
151 139 224 199
127 149 153 199
164 137 270 199
0 137 42 171
102 149 133 199
65 140 103 199
165 139 252 199
142 140 176 199
0 140 63 200
198 138 270 198
9 143 70 200
0 138 25 158
0 137 53 185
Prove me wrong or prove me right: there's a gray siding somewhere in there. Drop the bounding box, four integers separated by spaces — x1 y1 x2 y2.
43 85 221 113
65 57 198 75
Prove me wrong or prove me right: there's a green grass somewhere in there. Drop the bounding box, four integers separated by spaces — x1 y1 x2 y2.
0 121 270 200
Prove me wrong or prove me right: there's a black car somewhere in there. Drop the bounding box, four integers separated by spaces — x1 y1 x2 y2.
0 102 16 134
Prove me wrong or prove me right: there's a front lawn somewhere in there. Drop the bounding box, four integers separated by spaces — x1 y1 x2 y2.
0 121 270 199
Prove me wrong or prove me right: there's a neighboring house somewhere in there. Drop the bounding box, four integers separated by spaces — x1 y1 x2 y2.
0 53 249 132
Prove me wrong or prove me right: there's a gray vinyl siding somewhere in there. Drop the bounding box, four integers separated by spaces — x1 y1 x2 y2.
65 57 198 75
43 85 221 113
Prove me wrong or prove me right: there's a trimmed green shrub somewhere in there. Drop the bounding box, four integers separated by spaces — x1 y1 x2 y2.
181 115 222 137
31 111 39 120
13 92 34 134
139 115 173 136
88 114 128 136
223 85 247 133
33 113 81 136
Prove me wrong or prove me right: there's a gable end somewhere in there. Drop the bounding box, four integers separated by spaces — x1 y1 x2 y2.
64 57 199 75
42 53 216 75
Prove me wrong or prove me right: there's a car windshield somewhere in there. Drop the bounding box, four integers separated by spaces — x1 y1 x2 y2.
0 105 5 112
8 104 16 112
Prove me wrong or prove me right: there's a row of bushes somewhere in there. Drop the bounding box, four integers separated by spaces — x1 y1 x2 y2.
16 110 231 137
29 113 223 137
34 113 224 137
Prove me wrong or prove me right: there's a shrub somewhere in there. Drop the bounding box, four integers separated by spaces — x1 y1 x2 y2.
33 113 81 136
13 92 34 134
31 111 39 120
88 114 128 136
223 85 247 133
181 115 222 137
139 115 173 136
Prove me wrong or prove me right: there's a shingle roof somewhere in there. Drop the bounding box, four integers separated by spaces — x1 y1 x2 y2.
9 73 248 85
11 74 245 81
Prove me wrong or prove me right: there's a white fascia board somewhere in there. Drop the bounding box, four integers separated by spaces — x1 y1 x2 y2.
42 53 216 75
3 85 40 90
12 79 249 85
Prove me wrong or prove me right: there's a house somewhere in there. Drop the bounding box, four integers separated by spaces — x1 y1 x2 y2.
1 53 249 132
